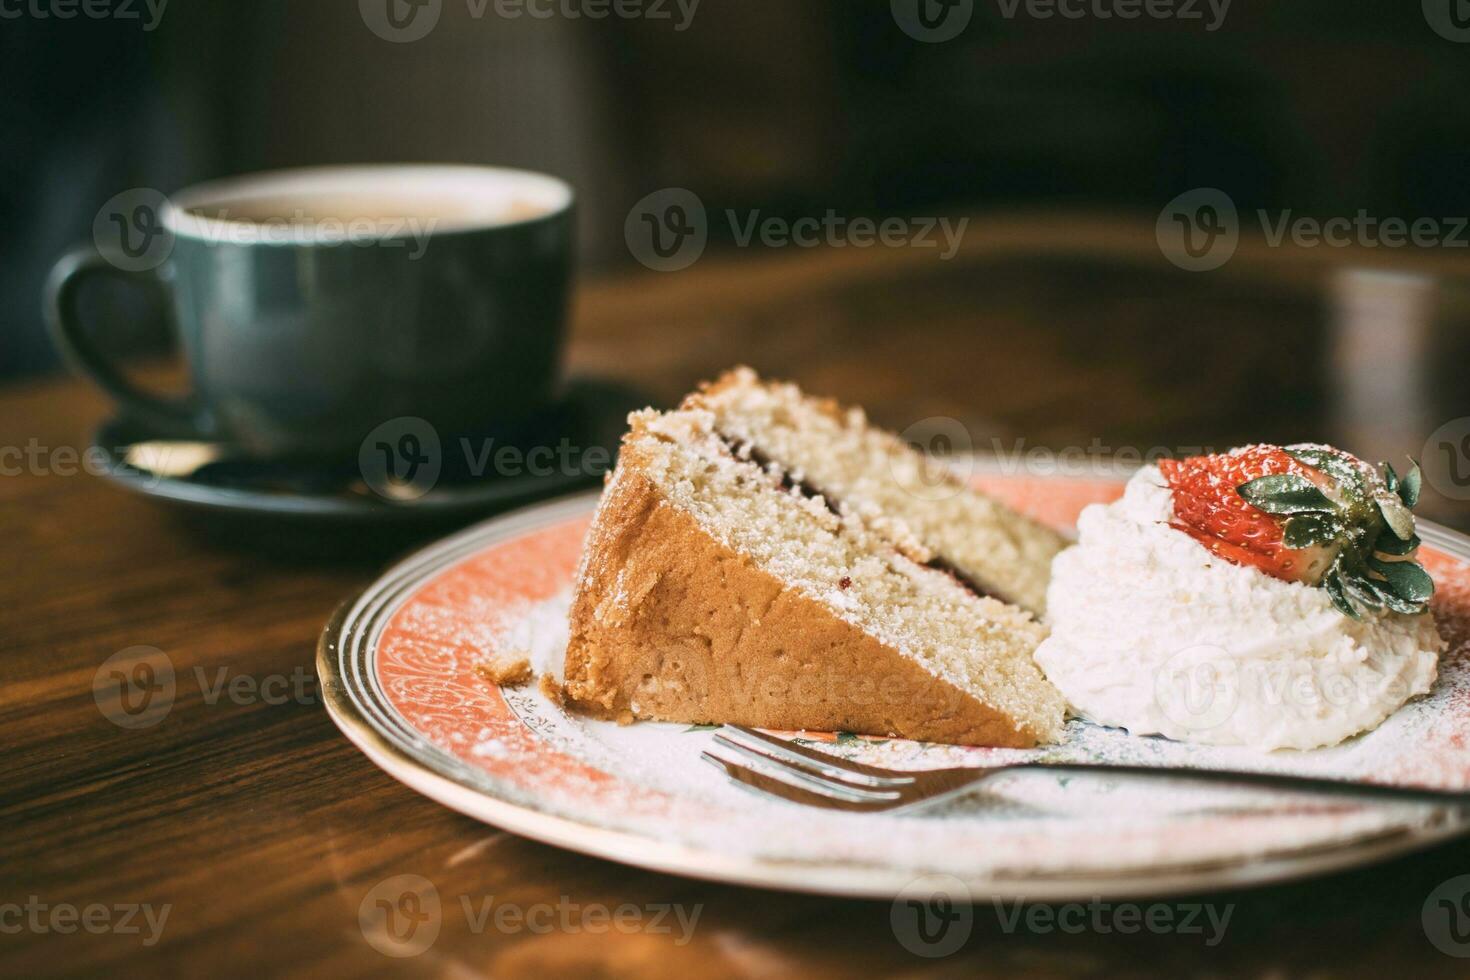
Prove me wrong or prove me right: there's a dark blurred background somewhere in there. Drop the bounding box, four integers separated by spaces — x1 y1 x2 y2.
6 1 1470 380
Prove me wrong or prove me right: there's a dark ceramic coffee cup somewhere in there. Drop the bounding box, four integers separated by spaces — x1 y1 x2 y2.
47 165 575 457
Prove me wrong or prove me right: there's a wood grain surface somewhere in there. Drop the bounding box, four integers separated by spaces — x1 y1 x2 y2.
4 214 1470 978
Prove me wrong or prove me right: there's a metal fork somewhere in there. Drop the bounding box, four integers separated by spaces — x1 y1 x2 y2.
701 725 1470 814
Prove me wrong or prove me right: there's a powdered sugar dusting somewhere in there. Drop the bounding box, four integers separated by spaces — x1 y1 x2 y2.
367 484 1470 883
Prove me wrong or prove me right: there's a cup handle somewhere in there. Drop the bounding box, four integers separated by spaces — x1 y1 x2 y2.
45 247 208 437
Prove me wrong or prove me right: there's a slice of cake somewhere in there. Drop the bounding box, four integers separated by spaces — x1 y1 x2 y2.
562 371 1066 747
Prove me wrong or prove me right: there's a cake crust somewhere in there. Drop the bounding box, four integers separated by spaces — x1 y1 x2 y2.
564 450 1047 747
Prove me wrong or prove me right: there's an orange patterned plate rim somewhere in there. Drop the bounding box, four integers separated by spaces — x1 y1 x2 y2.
318 469 1470 900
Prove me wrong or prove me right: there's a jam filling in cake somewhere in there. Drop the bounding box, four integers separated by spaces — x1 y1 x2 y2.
688 368 1066 615
715 430 1002 603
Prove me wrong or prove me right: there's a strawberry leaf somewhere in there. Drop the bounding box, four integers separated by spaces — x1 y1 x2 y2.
1340 574 1385 612
1385 461 1400 494
1369 558 1435 603
1238 474 1335 514
1374 533 1421 557
1288 446 1369 495
1363 577 1426 615
1375 491 1416 541
1323 572 1361 620
1398 459 1422 508
1283 514 1338 549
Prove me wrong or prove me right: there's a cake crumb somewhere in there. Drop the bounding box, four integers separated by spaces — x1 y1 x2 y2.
538 673 566 706
476 650 533 687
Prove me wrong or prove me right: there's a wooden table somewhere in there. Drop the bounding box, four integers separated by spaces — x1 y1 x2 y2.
5 214 1470 977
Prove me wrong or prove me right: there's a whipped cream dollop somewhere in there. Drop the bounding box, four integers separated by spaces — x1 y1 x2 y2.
1034 466 1444 751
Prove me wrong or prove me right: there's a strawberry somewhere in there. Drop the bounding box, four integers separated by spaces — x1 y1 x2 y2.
1160 446 1332 582
1158 444 1433 619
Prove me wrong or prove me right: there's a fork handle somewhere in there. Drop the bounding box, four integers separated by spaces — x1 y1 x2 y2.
1014 762 1470 804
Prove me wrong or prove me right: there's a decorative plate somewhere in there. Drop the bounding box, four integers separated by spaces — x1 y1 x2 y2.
318 469 1470 900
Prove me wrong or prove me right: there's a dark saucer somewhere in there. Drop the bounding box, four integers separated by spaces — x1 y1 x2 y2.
91 377 645 523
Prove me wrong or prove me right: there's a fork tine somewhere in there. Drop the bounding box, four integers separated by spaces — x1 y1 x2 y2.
700 752 901 812
723 725 914 784
711 734 901 797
